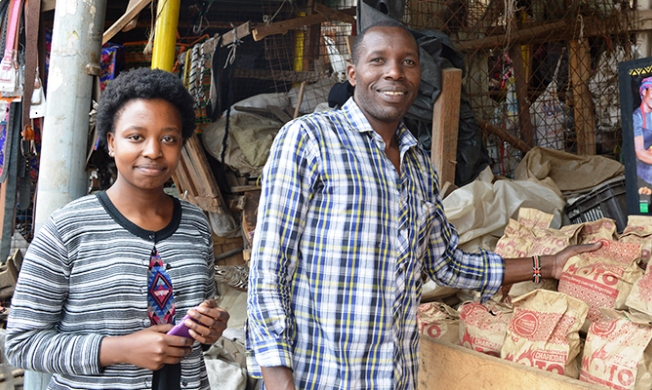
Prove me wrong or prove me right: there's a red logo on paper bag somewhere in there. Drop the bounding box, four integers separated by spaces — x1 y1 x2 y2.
512 311 539 337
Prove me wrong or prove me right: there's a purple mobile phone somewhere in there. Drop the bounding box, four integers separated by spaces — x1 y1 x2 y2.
167 313 198 338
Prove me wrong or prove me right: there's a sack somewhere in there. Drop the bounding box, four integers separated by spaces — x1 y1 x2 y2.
416 302 460 345
619 215 652 267
494 209 581 300
578 219 619 244
458 301 513 356
501 289 588 378
580 310 652 390
558 239 643 331
625 260 652 319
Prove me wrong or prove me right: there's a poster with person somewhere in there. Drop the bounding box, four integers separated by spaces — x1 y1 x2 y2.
619 57 652 216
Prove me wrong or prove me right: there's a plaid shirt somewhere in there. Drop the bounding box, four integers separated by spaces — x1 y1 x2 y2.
246 98 504 390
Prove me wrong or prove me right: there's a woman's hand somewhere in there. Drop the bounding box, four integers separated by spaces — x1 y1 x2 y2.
100 324 193 370
184 299 230 346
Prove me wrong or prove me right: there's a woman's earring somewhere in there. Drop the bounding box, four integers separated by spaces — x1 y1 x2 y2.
108 150 114 157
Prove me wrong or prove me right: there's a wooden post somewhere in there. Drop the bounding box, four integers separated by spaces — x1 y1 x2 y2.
431 68 463 186
509 44 534 146
569 39 596 155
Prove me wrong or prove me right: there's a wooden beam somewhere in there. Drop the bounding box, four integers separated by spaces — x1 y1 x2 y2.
121 0 141 32
313 3 356 24
569 39 596 155
102 0 152 45
456 20 566 52
233 68 322 83
477 119 532 154
419 336 606 390
456 10 652 53
252 6 355 41
431 68 463 186
220 22 251 47
509 44 534 147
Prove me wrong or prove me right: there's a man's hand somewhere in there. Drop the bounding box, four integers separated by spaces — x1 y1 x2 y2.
503 241 603 285
100 325 193 370
549 241 603 279
184 299 230 346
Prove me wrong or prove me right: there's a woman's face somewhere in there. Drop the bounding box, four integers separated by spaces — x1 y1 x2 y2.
106 98 184 194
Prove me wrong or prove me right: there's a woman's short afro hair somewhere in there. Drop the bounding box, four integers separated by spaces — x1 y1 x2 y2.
96 67 196 150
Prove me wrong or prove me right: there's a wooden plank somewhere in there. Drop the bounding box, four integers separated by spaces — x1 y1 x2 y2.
252 6 356 41
431 68 463 187
220 22 251 47
314 3 356 24
121 0 141 32
418 336 607 390
267 105 293 123
345 36 355 56
509 44 534 147
569 39 596 155
234 69 322 83
477 118 532 154
102 0 151 45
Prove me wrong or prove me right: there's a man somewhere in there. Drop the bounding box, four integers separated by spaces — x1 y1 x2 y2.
633 76 652 195
246 20 600 390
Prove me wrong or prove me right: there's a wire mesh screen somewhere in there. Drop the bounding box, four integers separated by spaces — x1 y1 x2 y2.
253 0 355 117
403 0 636 177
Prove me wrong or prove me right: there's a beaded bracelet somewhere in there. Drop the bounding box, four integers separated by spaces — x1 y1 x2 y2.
532 255 541 283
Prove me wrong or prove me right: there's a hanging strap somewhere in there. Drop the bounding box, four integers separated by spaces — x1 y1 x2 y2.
22 0 41 131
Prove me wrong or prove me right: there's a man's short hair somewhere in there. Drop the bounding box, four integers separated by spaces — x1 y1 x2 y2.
351 20 417 65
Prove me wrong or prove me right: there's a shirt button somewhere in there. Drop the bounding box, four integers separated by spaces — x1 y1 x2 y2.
182 381 188 387
142 318 150 327
148 234 155 240
145 380 151 388
166 263 172 270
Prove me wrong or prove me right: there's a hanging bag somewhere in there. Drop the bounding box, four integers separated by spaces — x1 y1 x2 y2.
0 0 23 94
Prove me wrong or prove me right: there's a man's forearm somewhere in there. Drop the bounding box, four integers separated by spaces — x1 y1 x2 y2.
502 255 553 285
261 366 296 390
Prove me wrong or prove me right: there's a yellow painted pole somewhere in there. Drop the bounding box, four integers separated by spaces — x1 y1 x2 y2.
151 0 180 71
292 12 306 88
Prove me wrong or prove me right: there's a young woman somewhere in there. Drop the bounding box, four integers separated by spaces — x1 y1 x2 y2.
5 67 228 390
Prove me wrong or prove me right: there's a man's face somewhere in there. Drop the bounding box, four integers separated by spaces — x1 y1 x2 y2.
643 88 652 112
346 26 421 128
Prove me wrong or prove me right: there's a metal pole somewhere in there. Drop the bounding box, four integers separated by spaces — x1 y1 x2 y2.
151 0 180 71
27 0 106 386
32 0 106 236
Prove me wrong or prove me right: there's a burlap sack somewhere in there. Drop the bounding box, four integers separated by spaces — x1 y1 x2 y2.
458 301 513 357
580 310 652 390
416 302 460 345
620 215 652 267
501 289 589 378
578 219 619 244
558 239 643 331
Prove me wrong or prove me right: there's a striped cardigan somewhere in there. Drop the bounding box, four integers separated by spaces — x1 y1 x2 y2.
5 192 217 390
